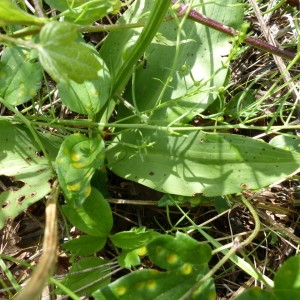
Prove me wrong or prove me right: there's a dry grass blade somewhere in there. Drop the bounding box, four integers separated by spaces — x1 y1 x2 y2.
13 180 59 300
249 0 300 116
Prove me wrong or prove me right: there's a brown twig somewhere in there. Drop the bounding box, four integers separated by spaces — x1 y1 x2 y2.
173 1 298 62
13 180 59 300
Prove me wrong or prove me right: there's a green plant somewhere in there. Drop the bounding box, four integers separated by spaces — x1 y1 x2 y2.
1 0 300 299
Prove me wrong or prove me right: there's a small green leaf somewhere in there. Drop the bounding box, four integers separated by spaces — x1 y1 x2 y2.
45 0 121 25
93 266 215 300
118 247 147 269
62 188 112 237
0 0 47 26
269 134 300 152
57 57 111 115
0 46 43 105
63 235 106 256
110 227 155 249
56 257 111 296
147 232 212 270
37 22 102 83
55 133 105 205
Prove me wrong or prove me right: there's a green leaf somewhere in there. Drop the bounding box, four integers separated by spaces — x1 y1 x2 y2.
110 227 155 249
236 256 300 300
235 287 276 300
118 247 147 269
274 256 300 299
269 134 300 152
55 133 105 205
100 0 172 95
57 57 111 115
62 235 106 256
106 129 300 196
0 120 60 229
157 193 214 207
0 0 47 26
62 187 112 237
101 0 244 125
0 46 43 105
56 257 111 296
37 22 102 83
45 0 121 25
147 232 211 270
93 266 215 300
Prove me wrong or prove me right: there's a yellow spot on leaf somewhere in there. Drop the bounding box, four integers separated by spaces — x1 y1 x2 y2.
167 253 178 264
146 280 156 290
84 186 91 197
66 183 81 191
63 148 69 154
137 246 147 256
71 152 81 161
181 263 192 275
72 162 85 168
116 286 126 295
0 72 6 79
150 270 159 275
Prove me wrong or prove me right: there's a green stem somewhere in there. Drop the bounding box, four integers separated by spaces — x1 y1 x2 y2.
111 0 173 95
179 196 262 300
2 115 300 132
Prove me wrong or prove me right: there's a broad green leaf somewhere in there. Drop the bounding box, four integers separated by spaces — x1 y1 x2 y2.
101 0 243 125
62 235 106 256
56 257 111 296
0 0 47 26
93 266 215 300
0 120 60 229
55 133 105 205
274 256 300 299
147 232 211 270
100 0 172 96
106 129 300 196
62 188 113 236
110 227 155 249
37 22 102 84
57 57 111 115
45 0 121 25
0 46 43 105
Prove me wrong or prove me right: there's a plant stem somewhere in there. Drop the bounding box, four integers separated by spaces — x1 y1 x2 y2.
179 195 262 300
3 115 300 132
111 0 173 95
174 1 297 61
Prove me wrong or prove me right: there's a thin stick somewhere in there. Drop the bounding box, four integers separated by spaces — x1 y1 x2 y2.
14 180 59 300
174 1 297 62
